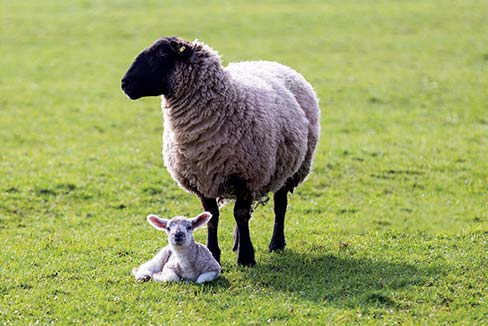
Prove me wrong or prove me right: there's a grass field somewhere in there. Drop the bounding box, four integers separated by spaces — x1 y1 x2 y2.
1 0 488 324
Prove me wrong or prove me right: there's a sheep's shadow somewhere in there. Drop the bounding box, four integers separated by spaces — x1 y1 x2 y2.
238 250 442 309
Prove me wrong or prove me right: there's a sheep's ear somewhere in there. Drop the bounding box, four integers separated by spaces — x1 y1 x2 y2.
147 215 169 230
169 40 193 61
191 212 212 229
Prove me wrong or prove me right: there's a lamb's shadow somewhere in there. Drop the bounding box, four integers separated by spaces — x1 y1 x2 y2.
239 250 442 309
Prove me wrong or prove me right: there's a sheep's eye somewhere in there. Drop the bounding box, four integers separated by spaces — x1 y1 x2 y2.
166 227 171 231
186 226 192 231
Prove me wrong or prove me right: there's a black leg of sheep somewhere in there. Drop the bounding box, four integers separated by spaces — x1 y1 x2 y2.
234 196 256 266
269 187 288 252
232 226 239 252
201 197 221 264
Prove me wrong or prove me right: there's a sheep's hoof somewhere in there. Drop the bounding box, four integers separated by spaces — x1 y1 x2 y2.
237 253 256 266
268 241 286 253
237 258 256 266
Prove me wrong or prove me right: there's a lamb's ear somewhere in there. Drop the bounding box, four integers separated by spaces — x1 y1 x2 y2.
169 40 193 61
147 215 169 230
191 212 212 229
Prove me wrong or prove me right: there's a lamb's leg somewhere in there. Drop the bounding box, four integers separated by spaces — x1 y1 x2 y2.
195 271 219 284
132 247 171 282
201 197 221 263
152 267 180 283
234 196 255 266
269 187 288 252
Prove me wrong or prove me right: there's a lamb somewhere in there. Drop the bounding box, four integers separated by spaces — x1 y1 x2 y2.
132 212 221 284
121 36 320 266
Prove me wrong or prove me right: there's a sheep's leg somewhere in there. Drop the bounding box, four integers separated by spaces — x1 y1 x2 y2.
232 225 239 252
201 197 221 263
195 271 219 284
269 187 288 252
234 196 256 266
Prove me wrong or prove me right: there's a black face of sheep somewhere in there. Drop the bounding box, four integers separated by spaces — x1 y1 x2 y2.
121 37 193 100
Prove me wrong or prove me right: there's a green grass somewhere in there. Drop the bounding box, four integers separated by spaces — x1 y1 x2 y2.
1 0 488 324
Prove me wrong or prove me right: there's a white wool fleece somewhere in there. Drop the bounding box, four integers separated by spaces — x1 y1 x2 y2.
162 40 320 200
132 213 221 284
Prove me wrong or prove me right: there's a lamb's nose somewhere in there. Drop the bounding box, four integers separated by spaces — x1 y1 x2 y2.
174 232 185 241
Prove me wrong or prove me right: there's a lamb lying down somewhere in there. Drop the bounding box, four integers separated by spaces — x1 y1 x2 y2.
132 212 221 284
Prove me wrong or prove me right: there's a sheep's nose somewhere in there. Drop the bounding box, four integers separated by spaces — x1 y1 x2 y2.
121 77 130 89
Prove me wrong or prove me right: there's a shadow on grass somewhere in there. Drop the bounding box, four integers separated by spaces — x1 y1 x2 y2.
240 250 442 309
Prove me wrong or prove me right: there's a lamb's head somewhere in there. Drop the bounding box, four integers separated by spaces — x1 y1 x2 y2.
121 36 194 100
146 212 212 248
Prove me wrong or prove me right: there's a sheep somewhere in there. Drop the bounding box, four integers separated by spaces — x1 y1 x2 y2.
132 211 221 284
121 36 320 266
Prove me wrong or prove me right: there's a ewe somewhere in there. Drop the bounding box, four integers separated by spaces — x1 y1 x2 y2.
122 36 320 266
132 212 220 284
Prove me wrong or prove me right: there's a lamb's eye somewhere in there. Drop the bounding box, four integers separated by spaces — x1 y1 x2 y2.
186 226 192 231
167 227 171 231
